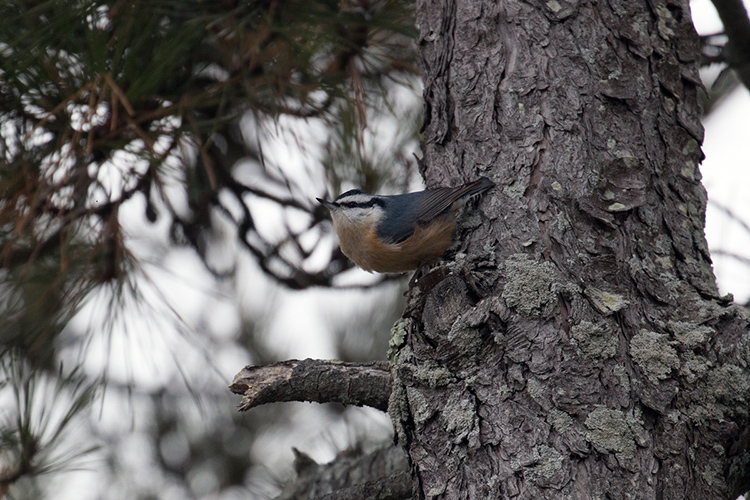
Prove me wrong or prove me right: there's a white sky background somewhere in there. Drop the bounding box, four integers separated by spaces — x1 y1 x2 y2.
692 0 750 303
36 1 750 498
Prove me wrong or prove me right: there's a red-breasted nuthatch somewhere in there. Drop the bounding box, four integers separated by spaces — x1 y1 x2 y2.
317 177 494 273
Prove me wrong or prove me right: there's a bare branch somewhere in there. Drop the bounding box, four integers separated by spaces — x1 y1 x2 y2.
709 200 750 236
229 359 392 411
710 249 750 267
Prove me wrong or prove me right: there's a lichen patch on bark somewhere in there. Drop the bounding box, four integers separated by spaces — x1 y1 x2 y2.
502 253 559 316
629 330 680 382
584 407 637 460
571 320 617 358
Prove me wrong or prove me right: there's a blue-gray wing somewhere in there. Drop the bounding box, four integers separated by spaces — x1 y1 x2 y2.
376 191 427 244
414 177 493 223
377 178 493 244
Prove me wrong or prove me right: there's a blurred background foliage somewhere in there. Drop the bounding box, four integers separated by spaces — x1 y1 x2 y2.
0 0 747 498
1 0 416 498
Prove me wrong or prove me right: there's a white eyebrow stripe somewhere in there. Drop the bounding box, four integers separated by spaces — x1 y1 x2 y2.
336 194 377 205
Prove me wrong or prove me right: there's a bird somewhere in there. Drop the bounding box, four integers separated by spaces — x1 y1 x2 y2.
316 177 494 273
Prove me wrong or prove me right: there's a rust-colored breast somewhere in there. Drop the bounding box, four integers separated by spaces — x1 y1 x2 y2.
335 215 456 273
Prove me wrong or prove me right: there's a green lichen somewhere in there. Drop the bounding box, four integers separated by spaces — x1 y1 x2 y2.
668 320 712 348
555 211 572 232
406 386 433 425
503 181 527 199
426 484 447 497
680 164 695 181
688 364 750 425
585 287 629 315
547 408 574 434
681 138 700 155
656 6 675 37
687 400 724 424
527 377 545 402
739 332 750 369
442 391 477 444
545 0 562 13
695 299 726 322
387 319 409 364
728 452 750 486
626 408 649 447
458 207 483 230
607 202 627 212
413 363 455 388
679 352 711 384
571 320 617 358
629 330 679 383
388 381 409 444
524 446 564 484
482 241 498 265
447 318 483 363
708 364 748 405
622 156 640 168
613 365 630 392
585 407 636 460
702 457 722 486
552 280 581 297
502 254 558 316
655 256 674 270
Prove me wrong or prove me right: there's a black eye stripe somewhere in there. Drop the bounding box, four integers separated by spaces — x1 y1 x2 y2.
337 198 385 209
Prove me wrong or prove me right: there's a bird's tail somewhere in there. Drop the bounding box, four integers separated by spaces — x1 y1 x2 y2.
459 176 495 199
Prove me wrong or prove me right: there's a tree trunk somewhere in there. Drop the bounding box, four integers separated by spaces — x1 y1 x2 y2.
390 0 750 498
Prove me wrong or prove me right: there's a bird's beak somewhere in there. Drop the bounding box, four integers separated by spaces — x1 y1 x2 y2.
316 198 337 210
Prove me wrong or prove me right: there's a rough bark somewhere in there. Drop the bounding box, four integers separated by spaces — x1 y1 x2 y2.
230 359 391 411
389 0 750 498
